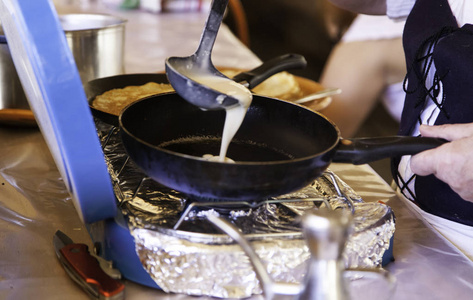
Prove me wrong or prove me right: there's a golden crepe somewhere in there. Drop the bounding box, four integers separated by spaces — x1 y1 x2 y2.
220 69 304 101
92 82 173 116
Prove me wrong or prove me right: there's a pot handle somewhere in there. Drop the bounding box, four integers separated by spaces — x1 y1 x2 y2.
332 136 447 165
231 53 307 89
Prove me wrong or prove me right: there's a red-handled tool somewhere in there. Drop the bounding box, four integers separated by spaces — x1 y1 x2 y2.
53 230 125 300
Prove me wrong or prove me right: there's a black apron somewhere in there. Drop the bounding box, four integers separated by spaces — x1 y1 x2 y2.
393 0 473 226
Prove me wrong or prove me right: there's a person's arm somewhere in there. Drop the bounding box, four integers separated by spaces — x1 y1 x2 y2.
317 37 405 137
410 124 473 202
327 0 387 15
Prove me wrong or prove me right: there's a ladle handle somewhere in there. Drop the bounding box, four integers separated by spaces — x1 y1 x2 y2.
195 0 230 59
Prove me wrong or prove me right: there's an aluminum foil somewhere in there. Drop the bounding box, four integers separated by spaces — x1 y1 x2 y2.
96 121 395 298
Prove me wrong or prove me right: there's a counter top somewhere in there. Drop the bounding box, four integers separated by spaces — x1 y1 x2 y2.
55 0 261 73
0 2 473 299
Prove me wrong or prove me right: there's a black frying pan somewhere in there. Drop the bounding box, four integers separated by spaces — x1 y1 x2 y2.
119 93 445 201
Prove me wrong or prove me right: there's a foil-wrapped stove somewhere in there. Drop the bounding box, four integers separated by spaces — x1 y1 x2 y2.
96 121 395 299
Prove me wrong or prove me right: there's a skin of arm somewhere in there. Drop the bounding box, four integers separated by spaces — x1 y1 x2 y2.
316 37 406 137
410 123 473 202
327 0 387 15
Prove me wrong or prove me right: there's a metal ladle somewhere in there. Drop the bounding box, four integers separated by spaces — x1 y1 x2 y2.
165 0 241 110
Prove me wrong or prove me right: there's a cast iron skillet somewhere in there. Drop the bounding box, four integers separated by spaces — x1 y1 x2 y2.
119 93 445 201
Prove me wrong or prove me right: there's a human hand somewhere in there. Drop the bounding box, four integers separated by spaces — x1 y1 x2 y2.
410 123 473 202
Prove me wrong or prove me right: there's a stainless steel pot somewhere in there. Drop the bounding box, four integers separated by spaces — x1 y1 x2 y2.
60 13 127 85
0 33 34 126
0 34 28 110
0 13 126 125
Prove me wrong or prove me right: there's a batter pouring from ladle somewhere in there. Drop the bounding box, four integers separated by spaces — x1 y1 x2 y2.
191 74 253 163
165 0 252 163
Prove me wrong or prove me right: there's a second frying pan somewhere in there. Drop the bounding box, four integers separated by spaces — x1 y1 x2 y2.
85 54 308 126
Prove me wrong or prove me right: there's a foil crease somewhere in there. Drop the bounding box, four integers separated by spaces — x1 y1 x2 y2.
96 121 395 299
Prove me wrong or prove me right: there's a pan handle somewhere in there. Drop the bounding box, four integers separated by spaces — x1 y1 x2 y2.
332 136 447 165
231 53 307 89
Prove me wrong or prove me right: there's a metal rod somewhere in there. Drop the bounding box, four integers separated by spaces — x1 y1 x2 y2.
101 126 117 149
325 171 355 214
